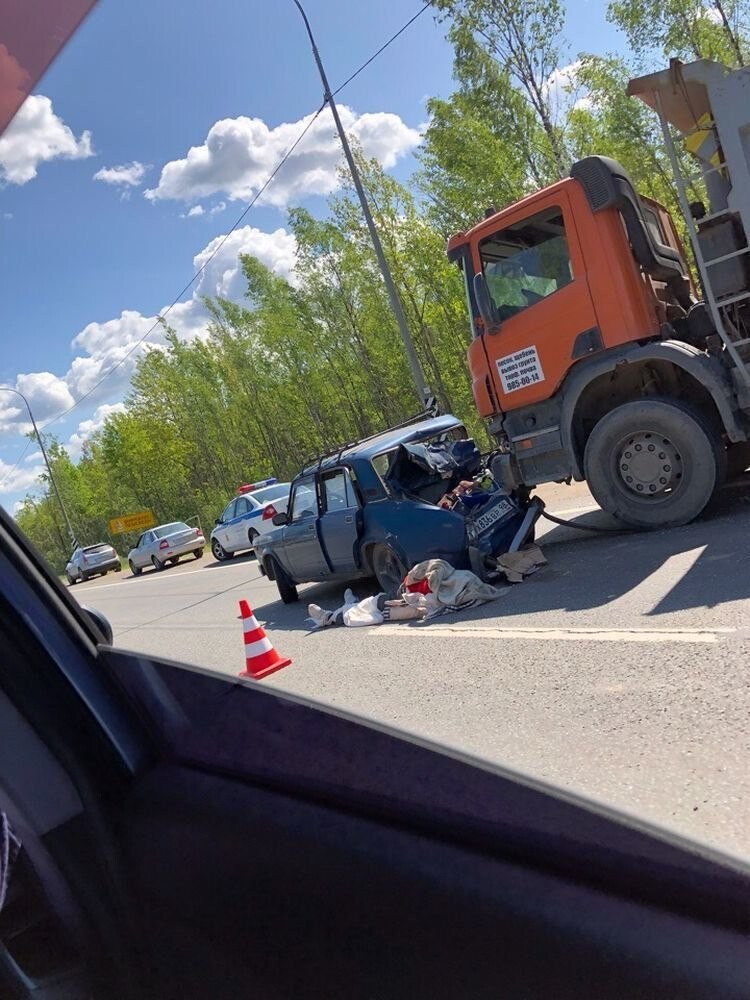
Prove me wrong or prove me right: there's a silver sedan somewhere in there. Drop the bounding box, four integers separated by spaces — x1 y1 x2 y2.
127 522 205 576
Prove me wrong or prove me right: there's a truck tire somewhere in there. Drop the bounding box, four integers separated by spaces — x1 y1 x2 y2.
583 398 725 529
371 543 407 598
271 558 298 604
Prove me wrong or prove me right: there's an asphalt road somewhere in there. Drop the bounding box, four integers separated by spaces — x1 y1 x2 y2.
73 482 750 860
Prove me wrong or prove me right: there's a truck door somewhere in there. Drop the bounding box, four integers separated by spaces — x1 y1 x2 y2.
318 468 361 574
476 195 598 410
283 476 329 581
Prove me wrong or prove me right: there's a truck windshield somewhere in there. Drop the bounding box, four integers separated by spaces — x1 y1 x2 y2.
480 206 573 321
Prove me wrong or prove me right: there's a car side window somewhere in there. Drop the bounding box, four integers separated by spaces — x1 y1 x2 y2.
235 497 250 516
323 469 358 511
289 477 318 521
139 532 152 548
222 500 237 522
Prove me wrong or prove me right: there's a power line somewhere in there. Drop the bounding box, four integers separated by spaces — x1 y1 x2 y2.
0 438 32 492
39 103 326 432
331 1 433 98
21 1 435 440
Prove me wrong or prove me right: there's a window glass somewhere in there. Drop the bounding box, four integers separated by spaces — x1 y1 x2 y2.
289 477 318 521
222 500 237 522
251 484 289 504
323 469 358 510
154 522 189 538
480 206 572 321
235 498 250 516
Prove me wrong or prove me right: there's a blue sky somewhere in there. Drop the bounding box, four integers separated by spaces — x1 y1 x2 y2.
0 0 623 512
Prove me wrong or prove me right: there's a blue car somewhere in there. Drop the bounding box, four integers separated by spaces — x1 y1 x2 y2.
255 414 539 603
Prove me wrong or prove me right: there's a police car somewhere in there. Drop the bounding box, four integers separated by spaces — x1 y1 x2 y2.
210 478 291 561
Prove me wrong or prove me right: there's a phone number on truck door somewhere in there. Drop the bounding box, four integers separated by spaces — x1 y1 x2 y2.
496 346 545 394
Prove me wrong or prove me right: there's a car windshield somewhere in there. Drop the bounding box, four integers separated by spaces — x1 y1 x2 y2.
154 523 190 538
2 1 749 868
251 484 288 504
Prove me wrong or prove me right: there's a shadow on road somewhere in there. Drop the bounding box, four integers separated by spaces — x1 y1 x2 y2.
248 487 750 631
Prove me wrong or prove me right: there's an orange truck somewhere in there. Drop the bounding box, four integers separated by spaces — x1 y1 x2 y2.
447 58 750 527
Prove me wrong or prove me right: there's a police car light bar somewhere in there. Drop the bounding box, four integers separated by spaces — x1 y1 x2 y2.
236 477 277 495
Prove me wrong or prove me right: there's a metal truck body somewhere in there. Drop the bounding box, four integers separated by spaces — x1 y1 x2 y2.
448 58 750 528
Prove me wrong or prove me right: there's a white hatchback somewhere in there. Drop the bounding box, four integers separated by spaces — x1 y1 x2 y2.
210 481 290 561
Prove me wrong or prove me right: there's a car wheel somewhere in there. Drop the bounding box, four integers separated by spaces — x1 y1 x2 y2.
129 560 142 577
583 398 726 529
272 558 298 604
194 547 204 559
151 555 165 572
211 538 232 561
371 543 407 598
66 571 76 586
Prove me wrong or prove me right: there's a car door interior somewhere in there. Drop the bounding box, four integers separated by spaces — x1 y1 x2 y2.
283 477 328 579
319 468 362 573
1 508 749 1000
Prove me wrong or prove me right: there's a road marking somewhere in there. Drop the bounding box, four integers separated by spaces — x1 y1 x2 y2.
545 503 600 517
77 563 259 591
372 624 735 644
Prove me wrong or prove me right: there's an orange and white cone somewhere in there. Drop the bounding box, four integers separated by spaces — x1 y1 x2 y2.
238 599 292 680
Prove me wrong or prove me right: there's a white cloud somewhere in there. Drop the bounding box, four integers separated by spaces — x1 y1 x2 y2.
3 212 12 220
144 104 420 208
543 61 589 117
0 457 45 496
58 225 298 410
0 94 92 185
93 160 148 188
66 402 127 460
1 223 298 464
185 204 205 217
210 201 226 215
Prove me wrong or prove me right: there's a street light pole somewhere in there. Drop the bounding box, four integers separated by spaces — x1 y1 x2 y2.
0 386 78 548
291 0 430 408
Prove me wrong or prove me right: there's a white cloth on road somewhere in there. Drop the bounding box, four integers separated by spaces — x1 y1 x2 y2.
403 559 505 614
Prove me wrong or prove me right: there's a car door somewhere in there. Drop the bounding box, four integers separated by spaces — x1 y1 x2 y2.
282 475 329 580
227 497 251 551
133 531 154 568
319 467 362 573
215 499 237 550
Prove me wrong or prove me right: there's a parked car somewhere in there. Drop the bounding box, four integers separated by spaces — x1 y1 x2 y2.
210 478 291 561
255 414 540 603
65 542 121 584
127 521 205 576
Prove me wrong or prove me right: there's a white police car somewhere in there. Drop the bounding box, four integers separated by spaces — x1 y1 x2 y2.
210 478 291 561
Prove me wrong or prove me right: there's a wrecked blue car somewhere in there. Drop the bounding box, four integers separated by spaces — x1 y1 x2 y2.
255 413 539 603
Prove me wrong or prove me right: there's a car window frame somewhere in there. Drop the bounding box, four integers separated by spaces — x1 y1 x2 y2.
288 475 319 523
221 500 237 523
321 467 359 513
234 497 251 517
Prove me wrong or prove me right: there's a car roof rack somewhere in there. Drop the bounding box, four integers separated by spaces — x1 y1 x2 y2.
303 406 440 473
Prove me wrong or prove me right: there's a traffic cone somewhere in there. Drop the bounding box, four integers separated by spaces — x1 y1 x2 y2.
238 599 292 680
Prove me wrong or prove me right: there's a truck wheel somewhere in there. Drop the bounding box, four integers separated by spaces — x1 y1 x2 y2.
371 544 407 598
583 398 725 529
272 558 298 604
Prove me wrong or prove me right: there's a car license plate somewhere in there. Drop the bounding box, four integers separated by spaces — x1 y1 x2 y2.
472 499 513 534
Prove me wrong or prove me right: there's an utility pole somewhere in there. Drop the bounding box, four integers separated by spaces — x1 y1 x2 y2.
292 0 431 408
0 386 78 548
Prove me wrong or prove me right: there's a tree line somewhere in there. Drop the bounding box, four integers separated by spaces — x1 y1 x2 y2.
14 0 749 572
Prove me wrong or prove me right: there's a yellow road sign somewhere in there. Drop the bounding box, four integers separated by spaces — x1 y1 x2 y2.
108 510 155 535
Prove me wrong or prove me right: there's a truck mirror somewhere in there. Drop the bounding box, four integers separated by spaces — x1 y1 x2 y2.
272 511 288 526
473 272 502 334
